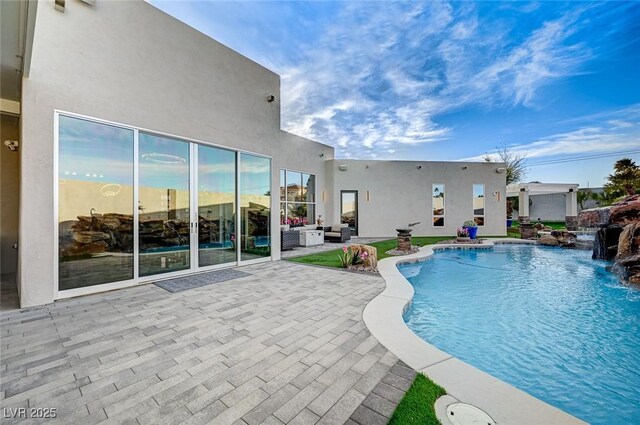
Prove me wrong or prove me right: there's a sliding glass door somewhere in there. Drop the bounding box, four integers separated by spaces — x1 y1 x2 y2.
197 145 237 267
57 113 271 294
57 116 134 290
138 133 191 277
240 153 271 261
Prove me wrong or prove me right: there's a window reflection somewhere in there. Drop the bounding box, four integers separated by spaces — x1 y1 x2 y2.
280 170 316 226
473 184 485 226
432 184 445 227
58 115 134 290
240 154 271 260
138 133 190 276
198 145 236 267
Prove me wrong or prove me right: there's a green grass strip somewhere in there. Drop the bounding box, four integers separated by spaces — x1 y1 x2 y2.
287 236 452 268
388 373 446 425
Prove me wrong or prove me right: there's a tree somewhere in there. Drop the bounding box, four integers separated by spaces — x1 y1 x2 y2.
483 143 527 185
577 189 592 210
603 158 640 198
484 144 527 219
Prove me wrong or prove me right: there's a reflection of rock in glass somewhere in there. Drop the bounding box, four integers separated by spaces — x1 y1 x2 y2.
100 183 122 197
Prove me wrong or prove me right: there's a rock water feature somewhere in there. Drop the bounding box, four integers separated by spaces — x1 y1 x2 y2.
386 222 421 256
578 195 640 284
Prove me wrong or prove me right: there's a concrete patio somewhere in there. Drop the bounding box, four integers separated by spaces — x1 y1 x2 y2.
0 261 409 425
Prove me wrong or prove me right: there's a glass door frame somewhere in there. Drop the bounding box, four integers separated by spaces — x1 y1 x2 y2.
340 190 359 236
54 110 273 300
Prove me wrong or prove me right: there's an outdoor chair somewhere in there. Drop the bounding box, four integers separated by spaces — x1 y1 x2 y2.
321 224 351 243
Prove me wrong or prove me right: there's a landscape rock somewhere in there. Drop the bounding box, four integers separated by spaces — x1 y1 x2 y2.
550 230 577 247
616 222 640 260
578 207 611 228
538 235 559 246
349 244 378 269
593 225 623 260
609 200 640 227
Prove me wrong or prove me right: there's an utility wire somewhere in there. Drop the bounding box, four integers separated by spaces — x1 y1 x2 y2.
527 149 640 167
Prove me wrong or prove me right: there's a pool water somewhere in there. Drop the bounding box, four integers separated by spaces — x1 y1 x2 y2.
400 245 640 425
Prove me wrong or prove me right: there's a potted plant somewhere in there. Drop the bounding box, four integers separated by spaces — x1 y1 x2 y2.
462 220 478 239
456 227 470 242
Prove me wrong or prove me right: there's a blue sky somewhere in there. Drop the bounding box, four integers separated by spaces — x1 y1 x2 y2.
150 1 640 187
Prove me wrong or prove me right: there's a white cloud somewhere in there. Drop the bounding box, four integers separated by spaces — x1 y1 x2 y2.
462 106 640 162
276 2 602 157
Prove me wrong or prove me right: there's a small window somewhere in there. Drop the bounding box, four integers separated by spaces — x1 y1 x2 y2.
432 184 445 227
473 184 485 226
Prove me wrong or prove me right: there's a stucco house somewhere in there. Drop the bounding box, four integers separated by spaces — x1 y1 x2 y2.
1 0 507 308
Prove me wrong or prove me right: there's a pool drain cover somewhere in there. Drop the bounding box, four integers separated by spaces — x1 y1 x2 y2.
446 403 496 425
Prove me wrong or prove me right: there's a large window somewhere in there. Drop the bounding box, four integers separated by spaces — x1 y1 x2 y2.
432 184 445 227
473 184 485 226
280 170 316 226
58 115 134 290
240 153 271 260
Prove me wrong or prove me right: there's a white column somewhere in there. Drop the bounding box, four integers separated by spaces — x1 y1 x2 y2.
519 189 529 217
566 189 578 216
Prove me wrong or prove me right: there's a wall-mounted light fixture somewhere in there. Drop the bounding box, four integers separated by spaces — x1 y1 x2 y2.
496 167 506 174
365 164 369 169
493 191 501 202
338 164 348 171
319 153 325 157
366 190 370 202
266 95 275 102
3 140 18 151
462 166 468 170
417 165 422 169
321 190 327 202
54 0 65 12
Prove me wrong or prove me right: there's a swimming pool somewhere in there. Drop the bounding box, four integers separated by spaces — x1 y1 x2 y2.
400 245 640 425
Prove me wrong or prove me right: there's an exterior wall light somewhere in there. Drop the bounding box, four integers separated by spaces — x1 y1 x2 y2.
338 165 348 171
266 95 275 102
54 0 65 12
496 167 506 174
417 165 422 169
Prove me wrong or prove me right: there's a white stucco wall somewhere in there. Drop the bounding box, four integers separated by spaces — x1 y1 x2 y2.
19 0 332 306
326 160 507 238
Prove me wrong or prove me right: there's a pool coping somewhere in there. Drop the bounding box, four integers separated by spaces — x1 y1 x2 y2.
362 238 588 425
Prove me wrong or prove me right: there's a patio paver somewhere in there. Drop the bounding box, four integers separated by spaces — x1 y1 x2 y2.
0 261 397 424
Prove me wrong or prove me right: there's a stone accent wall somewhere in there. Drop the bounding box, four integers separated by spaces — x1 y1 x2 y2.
518 216 530 224
397 235 412 252
519 223 536 240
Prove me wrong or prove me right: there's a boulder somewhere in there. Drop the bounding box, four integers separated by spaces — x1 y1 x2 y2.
551 230 577 247
593 225 623 260
578 207 611 228
538 235 559 246
349 244 378 269
616 222 640 260
609 200 640 226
